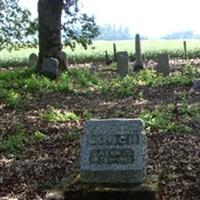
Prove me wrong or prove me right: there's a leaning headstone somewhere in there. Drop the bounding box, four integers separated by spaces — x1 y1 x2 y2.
80 118 147 184
192 79 200 93
116 51 129 77
40 57 59 79
133 34 144 71
28 53 38 68
156 53 170 76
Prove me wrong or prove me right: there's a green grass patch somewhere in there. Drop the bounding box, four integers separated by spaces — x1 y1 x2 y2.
1 39 200 65
140 102 200 134
0 64 197 108
41 106 80 123
0 129 27 157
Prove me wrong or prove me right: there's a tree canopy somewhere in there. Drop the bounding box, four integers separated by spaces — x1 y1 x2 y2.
0 0 99 51
0 0 35 50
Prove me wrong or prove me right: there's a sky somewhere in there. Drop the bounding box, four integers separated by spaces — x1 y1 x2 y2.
19 0 200 38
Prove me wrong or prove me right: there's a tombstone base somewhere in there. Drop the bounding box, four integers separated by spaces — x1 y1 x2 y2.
61 174 160 200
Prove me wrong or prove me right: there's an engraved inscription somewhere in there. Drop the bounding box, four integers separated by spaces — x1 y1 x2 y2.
89 149 134 164
87 134 139 146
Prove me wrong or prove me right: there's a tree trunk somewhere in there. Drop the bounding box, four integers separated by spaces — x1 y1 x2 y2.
36 0 67 72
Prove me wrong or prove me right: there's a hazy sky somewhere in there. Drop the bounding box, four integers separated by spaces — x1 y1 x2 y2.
19 0 200 38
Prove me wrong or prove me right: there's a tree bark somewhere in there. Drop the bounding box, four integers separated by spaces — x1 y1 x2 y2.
36 0 67 72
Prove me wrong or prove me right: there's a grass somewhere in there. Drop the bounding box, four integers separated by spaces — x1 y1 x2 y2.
0 129 27 157
41 106 80 123
1 39 200 66
0 64 197 108
140 102 200 134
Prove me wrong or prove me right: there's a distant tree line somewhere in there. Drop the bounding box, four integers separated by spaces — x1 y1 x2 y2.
95 24 133 40
161 30 200 39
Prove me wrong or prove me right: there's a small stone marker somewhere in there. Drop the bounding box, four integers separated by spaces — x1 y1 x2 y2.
89 63 97 74
40 57 59 79
156 53 170 76
133 34 144 71
61 51 68 68
80 118 147 184
116 51 129 77
113 43 117 62
192 79 200 93
28 53 38 68
183 41 188 61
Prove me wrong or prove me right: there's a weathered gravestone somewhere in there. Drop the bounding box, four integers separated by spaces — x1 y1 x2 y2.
133 34 144 71
192 79 200 93
183 41 188 61
28 53 38 68
113 43 117 62
61 51 68 68
156 53 170 76
116 51 129 77
80 118 147 184
40 57 59 79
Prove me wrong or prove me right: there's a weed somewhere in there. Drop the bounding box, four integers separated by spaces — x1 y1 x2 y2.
41 106 80 123
32 130 47 142
0 130 27 156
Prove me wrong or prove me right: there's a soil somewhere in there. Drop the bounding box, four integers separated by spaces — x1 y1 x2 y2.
1 60 200 200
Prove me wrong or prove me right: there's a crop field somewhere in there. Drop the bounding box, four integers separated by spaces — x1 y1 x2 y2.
1 39 200 67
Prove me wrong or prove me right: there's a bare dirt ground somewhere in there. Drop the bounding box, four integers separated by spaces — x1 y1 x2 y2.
1 60 200 200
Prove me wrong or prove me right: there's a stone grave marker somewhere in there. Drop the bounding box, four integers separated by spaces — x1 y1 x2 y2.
133 34 144 71
80 118 147 184
192 79 200 93
40 57 59 79
28 53 38 68
116 51 129 77
113 43 117 62
156 53 170 76
183 41 188 61
61 51 68 68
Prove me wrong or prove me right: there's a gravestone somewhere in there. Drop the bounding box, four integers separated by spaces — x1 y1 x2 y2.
192 79 200 93
156 53 169 76
116 51 129 77
89 63 97 74
28 53 38 68
113 43 117 62
61 51 68 68
80 118 147 184
183 41 188 61
40 57 59 79
133 34 144 71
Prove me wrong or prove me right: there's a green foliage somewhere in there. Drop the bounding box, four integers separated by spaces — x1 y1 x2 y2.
0 0 36 51
69 68 98 85
0 129 27 156
140 103 200 134
32 130 46 142
140 104 177 133
0 88 22 108
41 106 80 123
82 111 93 120
2 40 200 65
56 72 71 92
24 74 56 92
100 75 137 97
62 0 99 50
